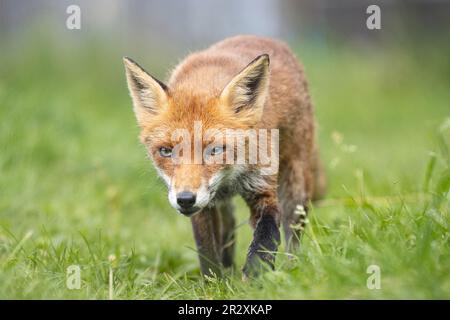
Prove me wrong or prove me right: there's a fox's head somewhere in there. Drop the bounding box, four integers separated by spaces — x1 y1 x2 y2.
124 54 270 216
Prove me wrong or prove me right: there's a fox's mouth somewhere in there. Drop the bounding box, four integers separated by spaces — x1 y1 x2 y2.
178 206 201 217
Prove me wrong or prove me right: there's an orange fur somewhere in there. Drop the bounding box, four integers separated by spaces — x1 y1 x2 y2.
124 35 325 276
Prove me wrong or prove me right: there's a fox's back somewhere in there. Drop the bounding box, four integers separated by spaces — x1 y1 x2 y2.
168 35 313 131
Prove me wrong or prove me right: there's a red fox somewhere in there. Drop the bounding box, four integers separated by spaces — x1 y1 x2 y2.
124 35 325 277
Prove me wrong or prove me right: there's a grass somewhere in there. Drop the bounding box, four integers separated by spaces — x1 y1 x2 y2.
0 36 449 299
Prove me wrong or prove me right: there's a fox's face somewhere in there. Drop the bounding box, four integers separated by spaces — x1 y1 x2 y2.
124 55 270 216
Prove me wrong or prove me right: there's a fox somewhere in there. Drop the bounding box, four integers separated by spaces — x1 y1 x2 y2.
123 35 325 277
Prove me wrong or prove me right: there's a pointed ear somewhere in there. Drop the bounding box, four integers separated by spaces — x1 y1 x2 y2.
219 54 270 123
123 57 168 125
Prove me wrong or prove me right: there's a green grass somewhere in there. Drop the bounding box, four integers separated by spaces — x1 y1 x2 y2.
0 37 449 299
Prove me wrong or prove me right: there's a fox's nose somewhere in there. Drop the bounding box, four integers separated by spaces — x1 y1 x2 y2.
176 191 196 209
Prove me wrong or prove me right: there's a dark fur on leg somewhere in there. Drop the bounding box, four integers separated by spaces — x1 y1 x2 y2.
243 211 281 278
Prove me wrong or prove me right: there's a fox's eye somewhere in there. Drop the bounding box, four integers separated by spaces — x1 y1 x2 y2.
159 147 173 158
209 146 224 156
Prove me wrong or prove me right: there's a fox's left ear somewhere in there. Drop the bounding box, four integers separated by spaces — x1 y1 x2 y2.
219 54 270 124
123 57 168 126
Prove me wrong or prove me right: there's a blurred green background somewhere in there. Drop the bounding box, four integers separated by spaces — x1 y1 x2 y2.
0 0 449 299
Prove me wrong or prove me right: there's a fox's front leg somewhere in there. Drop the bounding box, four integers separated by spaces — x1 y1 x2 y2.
242 191 281 277
191 207 222 277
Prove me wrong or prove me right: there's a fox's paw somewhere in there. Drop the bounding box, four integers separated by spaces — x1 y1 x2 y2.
242 248 276 280
242 215 280 279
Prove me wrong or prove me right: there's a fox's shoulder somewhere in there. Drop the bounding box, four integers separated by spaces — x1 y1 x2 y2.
208 34 291 55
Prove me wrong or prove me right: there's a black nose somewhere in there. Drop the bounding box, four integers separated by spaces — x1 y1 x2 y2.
177 191 196 209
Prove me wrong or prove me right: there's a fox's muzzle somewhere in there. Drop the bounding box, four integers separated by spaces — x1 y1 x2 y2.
168 184 211 217
177 191 196 208
176 191 200 216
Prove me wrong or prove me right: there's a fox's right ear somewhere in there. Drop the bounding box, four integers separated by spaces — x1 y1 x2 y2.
123 57 168 125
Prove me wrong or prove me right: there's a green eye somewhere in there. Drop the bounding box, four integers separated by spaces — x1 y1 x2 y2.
209 146 224 156
159 147 173 158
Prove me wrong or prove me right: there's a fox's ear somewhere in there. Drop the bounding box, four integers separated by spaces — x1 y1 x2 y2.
220 54 270 123
123 57 168 125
